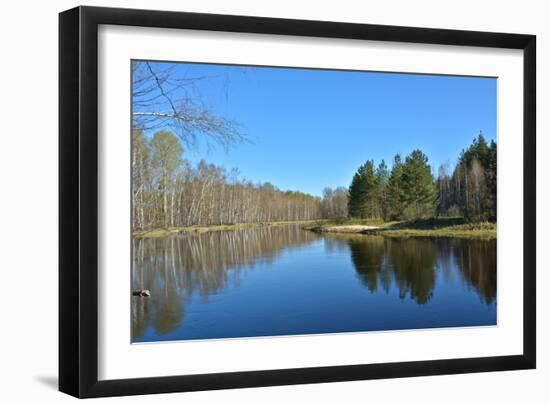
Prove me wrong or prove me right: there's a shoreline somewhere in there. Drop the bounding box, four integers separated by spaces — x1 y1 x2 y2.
133 218 496 240
304 218 496 239
132 219 327 238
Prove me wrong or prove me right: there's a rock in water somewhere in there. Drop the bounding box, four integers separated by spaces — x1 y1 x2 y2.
132 289 151 297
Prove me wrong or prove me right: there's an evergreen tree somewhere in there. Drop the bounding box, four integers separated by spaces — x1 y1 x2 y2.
487 140 497 220
348 161 378 218
376 160 390 220
363 161 379 219
387 154 406 220
343 133 496 223
447 132 496 221
461 133 490 168
401 150 437 219
348 163 367 218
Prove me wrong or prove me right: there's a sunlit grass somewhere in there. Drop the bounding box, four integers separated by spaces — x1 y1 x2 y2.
305 217 496 239
132 219 329 238
133 217 496 239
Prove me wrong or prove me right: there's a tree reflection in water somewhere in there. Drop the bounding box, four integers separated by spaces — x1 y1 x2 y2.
132 226 496 341
451 238 497 305
346 236 496 305
132 225 320 339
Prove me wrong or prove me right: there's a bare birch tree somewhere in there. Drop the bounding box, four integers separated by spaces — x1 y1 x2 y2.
132 61 246 150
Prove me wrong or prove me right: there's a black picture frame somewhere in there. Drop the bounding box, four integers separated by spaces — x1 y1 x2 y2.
59 5 536 398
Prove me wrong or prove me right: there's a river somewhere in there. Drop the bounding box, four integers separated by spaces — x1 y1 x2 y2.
131 224 496 342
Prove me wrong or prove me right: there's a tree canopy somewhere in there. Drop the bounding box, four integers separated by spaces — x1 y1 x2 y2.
348 150 436 220
131 61 247 151
347 134 496 222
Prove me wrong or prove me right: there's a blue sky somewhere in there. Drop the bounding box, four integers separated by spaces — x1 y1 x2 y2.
138 61 496 197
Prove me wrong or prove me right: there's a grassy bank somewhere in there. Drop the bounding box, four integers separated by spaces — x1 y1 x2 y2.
133 219 328 238
303 218 392 234
134 217 496 239
304 217 496 239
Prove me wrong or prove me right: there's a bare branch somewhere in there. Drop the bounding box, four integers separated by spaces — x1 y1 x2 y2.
132 61 247 151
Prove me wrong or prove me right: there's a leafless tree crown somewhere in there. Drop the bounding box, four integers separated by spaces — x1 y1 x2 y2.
132 61 247 151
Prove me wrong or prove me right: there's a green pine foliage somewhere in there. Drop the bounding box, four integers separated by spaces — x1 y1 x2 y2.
448 133 497 221
348 161 379 219
348 134 496 223
348 151 436 221
376 160 390 220
401 150 437 219
387 154 406 220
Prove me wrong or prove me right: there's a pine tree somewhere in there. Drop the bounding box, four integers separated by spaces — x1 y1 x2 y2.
363 161 379 218
450 133 496 221
387 154 406 220
401 150 436 219
348 161 378 218
376 160 390 220
487 140 497 220
346 134 496 223
348 164 367 218
462 133 490 168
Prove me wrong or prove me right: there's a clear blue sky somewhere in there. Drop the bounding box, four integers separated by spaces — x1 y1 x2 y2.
140 61 496 197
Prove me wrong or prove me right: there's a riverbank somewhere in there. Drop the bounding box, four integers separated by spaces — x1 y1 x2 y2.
133 219 328 238
134 217 496 239
304 217 496 239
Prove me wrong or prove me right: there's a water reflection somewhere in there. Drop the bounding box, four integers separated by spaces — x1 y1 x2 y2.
452 238 497 304
132 226 496 341
132 225 321 339
347 237 438 304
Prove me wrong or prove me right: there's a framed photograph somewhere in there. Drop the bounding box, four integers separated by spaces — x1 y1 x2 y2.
59 6 536 398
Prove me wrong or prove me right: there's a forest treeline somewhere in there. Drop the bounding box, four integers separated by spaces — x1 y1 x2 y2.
132 129 496 230
347 134 497 222
132 130 331 229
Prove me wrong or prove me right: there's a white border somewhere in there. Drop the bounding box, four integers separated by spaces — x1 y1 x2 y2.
98 25 524 381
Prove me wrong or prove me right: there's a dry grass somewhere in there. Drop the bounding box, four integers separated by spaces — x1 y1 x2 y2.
305 218 496 239
133 219 327 238
133 218 496 240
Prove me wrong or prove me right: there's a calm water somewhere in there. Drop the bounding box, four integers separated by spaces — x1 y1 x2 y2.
132 225 496 342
